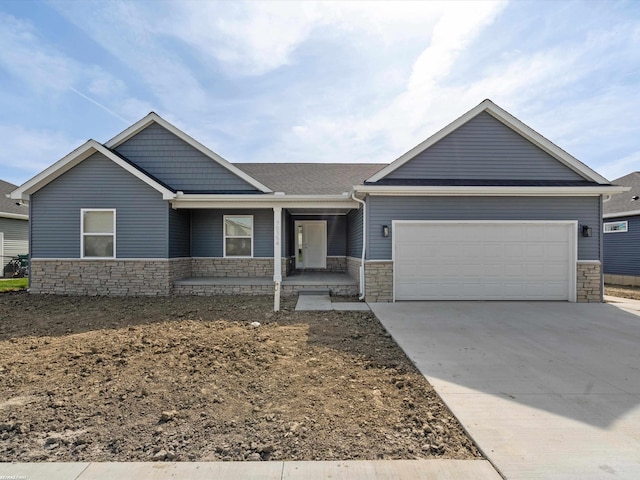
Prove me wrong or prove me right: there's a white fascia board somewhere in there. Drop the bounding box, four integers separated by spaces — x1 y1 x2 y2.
366 99 610 185
104 112 272 193
354 185 629 196
604 210 640 219
0 212 28 220
10 140 176 201
171 193 359 209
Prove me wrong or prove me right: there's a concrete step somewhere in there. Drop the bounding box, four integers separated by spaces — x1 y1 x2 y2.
297 289 331 295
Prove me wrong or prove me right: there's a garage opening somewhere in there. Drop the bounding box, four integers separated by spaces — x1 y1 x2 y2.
393 221 577 301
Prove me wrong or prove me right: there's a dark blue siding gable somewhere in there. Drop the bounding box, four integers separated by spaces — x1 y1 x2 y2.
31 152 168 258
115 123 259 192
367 196 600 261
603 215 640 276
191 209 274 257
384 112 586 181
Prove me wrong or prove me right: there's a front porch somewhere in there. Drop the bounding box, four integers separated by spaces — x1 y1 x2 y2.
173 270 359 297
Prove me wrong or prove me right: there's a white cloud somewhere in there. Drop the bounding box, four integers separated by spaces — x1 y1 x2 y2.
0 124 84 183
597 152 640 182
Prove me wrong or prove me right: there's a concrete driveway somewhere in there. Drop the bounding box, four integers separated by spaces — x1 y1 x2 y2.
370 301 640 480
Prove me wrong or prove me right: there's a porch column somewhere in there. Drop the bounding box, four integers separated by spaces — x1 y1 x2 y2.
273 207 282 312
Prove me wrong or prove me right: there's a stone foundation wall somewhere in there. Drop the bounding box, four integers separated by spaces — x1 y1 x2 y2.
173 283 358 296
326 256 347 273
346 257 361 280
169 257 191 283
30 259 172 296
191 258 274 277
604 274 640 287
364 261 393 302
577 261 602 303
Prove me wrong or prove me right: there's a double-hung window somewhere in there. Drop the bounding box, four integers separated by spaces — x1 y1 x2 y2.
81 209 115 258
224 215 253 257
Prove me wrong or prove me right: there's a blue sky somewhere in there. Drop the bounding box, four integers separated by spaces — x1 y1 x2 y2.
0 0 639 186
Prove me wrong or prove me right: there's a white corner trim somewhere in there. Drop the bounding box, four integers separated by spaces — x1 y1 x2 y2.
0 212 28 220
365 99 610 185
9 140 176 201
354 185 628 196
104 112 272 193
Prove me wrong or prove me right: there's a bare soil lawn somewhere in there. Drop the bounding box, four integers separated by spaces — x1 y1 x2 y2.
0 292 481 462
605 284 640 300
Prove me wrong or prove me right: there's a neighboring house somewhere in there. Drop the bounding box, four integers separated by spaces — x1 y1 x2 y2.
0 179 29 277
10 100 623 302
603 172 640 286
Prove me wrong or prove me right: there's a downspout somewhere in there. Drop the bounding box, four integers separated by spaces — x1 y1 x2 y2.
351 192 366 301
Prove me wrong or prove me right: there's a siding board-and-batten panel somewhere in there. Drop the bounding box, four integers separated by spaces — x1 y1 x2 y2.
31 152 169 258
603 215 640 276
385 112 586 181
115 123 258 192
367 196 600 261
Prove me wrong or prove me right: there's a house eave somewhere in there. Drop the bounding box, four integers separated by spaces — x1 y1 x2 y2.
604 209 640 219
0 212 28 220
170 193 359 209
353 185 629 196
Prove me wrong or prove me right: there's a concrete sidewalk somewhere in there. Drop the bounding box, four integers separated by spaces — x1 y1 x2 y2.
604 294 640 315
0 459 502 479
295 294 370 311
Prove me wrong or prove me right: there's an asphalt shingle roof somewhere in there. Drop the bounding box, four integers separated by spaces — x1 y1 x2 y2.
0 179 28 217
235 163 386 195
604 172 640 215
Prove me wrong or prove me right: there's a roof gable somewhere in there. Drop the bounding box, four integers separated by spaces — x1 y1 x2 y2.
9 140 176 201
367 100 610 185
106 113 271 193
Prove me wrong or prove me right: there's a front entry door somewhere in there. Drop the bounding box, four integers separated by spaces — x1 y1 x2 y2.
295 221 327 269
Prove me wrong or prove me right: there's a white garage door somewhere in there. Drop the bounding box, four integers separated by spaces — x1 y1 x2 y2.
393 221 576 301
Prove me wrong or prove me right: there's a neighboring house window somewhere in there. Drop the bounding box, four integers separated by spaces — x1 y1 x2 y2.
81 209 116 258
224 215 253 257
603 221 628 233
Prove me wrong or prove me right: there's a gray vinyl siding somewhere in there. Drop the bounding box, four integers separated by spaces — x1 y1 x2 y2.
115 123 259 192
290 215 346 256
191 209 273 257
385 112 585 181
347 208 363 258
367 196 600 261
0 217 28 274
31 152 168 258
169 208 191 257
603 215 640 276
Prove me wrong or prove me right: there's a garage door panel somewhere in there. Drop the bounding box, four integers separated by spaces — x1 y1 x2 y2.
394 222 575 301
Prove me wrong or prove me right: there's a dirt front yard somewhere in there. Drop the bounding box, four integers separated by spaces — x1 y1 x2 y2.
0 293 480 462
606 284 640 300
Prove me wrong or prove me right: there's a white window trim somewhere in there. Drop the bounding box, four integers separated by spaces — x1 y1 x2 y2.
603 221 628 233
223 214 254 258
81 209 116 259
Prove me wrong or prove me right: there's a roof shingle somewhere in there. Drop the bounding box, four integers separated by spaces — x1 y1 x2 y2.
604 172 640 215
0 179 28 217
235 163 385 195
